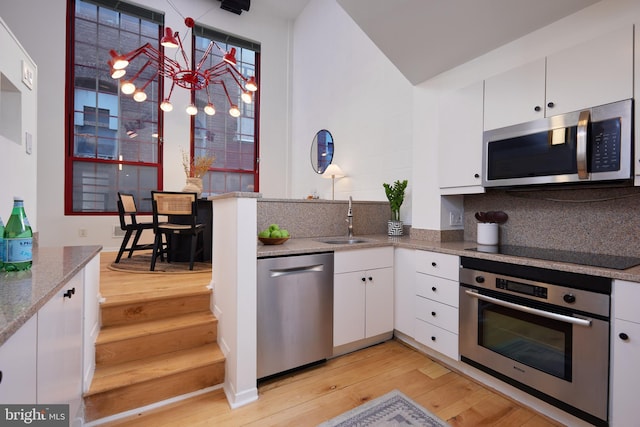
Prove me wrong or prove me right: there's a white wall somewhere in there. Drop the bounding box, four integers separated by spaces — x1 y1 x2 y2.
0 0 293 249
0 17 37 231
291 0 414 224
411 0 640 231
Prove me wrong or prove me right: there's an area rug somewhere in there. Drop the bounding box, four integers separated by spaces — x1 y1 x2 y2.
108 253 211 274
318 390 449 427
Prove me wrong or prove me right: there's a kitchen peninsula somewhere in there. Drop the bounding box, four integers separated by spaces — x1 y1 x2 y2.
0 245 101 424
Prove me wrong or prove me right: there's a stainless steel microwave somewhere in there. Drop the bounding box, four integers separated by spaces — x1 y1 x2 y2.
482 99 633 188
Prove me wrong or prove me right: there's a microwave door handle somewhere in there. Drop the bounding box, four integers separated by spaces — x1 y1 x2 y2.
464 289 592 327
576 109 590 179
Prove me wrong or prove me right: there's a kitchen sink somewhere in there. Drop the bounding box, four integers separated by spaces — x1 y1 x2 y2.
318 238 371 245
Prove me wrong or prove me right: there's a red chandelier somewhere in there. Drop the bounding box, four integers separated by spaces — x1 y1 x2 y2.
107 17 257 117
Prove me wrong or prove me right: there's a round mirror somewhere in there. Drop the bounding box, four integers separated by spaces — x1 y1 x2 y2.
310 129 334 174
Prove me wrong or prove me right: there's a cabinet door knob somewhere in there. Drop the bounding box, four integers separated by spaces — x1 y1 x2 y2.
619 332 629 341
431 286 437 292
368 276 373 281
431 336 436 341
431 311 436 317
361 277 366 282
547 101 555 108
431 262 437 267
534 105 541 112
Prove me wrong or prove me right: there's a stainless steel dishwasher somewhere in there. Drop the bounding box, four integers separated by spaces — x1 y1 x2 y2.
257 252 333 379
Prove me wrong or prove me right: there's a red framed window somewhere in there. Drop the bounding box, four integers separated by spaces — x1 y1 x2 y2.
65 0 164 214
191 25 260 195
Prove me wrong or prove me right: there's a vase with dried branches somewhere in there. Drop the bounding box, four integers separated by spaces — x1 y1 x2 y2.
181 149 215 197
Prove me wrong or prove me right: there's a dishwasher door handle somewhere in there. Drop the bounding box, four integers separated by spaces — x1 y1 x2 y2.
269 264 324 277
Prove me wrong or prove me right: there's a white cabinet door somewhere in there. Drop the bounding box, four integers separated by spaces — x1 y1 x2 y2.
438 81 485 194
37 272 83 418
484 58 546 130
611 318 640 426
365 267 394 339
334 270 366 347
546 26 633 117
0 315 37 403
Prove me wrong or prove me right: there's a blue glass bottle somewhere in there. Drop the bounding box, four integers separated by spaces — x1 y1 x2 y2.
3 197 32 271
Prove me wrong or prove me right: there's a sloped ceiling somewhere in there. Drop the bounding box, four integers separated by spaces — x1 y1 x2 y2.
336 0 600 84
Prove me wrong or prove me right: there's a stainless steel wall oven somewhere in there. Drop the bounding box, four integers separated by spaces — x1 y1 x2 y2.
459 257 611 427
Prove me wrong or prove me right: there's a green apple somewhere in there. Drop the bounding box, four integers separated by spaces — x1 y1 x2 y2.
280 229 290 238
268 223 280 231
270 230 283 238
258 229 270 238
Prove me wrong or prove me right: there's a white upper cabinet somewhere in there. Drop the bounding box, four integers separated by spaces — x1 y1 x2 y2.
485 26 633 131
438 81 485 194
484 58 546 130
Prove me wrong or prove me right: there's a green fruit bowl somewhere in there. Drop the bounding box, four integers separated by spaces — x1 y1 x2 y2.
258 236 290 245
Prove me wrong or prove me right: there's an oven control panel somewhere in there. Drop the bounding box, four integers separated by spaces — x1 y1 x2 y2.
496 278 548 298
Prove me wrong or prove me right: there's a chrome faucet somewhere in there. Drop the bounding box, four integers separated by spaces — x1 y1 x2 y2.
346 196 354 237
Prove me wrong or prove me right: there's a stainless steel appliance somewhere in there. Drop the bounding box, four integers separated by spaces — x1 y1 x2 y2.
257 252 333 379
459 256 611 426
483 98 632 188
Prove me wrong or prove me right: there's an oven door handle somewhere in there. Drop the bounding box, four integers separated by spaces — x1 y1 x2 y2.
464 290 592 327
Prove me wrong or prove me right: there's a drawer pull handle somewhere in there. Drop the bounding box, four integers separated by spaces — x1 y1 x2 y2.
619 333 629 341
431 287 437 292
431 336 436 341
63 288 76 299
431 311 436 317
431 262 437 267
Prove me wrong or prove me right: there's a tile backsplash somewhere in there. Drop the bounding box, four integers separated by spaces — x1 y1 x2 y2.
464 186 640 257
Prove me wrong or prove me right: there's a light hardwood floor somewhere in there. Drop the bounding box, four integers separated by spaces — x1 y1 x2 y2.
98 251 562 427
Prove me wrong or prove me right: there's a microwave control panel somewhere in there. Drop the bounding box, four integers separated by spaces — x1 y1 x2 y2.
591 118 621 172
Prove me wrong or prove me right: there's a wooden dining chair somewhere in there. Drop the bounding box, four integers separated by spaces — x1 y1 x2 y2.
115 192 155 263
150 191 205 271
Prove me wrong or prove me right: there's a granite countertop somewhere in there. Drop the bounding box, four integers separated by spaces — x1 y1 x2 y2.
0 245 102 346
258 234 640 283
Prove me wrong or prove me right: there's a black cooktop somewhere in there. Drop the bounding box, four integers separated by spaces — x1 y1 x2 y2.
467 244 640 270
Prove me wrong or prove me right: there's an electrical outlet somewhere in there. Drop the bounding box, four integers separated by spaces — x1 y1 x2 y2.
78 228 88 237
449 211 463 226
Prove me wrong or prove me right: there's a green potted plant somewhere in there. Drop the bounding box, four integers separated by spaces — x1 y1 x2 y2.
383 179 408 236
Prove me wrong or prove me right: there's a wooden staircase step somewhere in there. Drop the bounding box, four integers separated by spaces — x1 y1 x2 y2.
101 286 212 327
96 312 217 366
84 343 225 421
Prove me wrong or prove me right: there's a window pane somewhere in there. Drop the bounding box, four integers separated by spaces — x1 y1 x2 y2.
69 0 162 214
72 161 157 213
193 31 259 195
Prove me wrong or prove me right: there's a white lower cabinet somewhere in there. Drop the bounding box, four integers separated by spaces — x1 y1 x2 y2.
0 315 37 403
37 272 84 420
414 250 460 360
333 247 394 349
611 279 640 426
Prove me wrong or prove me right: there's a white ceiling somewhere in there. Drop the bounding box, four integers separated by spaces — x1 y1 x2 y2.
261 0 600 85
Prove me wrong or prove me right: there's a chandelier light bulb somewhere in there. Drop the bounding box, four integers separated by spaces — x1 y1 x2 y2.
160 100 173 112
133 90 147 102
229 105 241 117
204 103 216 115
241 91 252 104
121 81 136 95
186 104 198 115
111 68 126 79
245 76 257 92
109 50 129 70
